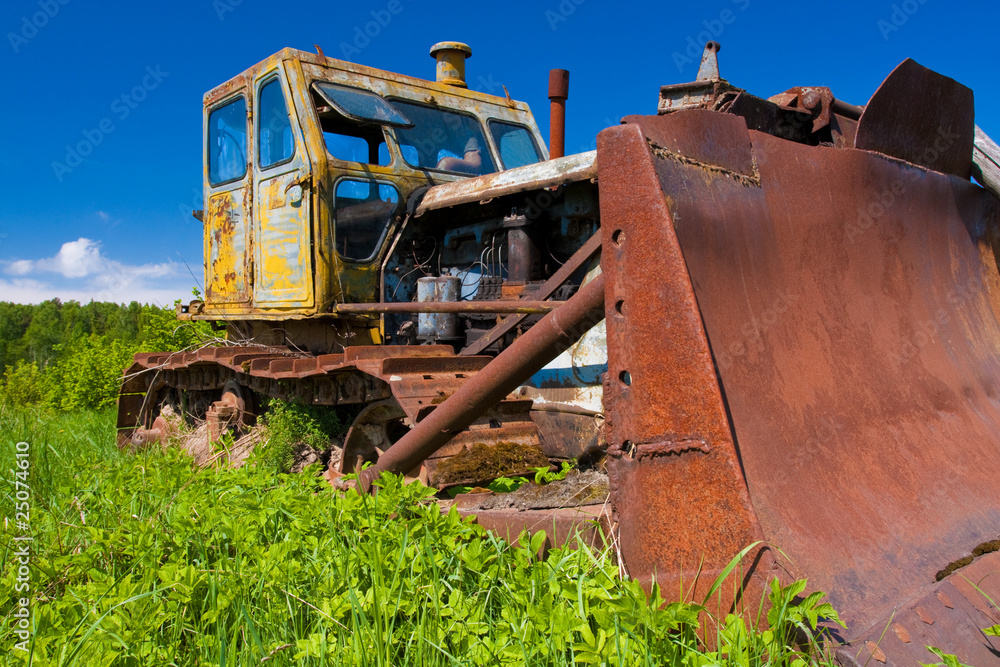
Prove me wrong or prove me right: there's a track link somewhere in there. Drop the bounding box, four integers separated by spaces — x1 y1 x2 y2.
117 344 545 486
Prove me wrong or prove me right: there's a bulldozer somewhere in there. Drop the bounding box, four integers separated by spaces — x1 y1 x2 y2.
117 39 1000 664
119 41 603 485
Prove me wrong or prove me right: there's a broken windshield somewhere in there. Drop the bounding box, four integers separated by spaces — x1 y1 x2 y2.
389 100 496 176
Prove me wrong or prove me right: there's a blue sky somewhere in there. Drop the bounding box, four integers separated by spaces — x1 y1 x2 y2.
1 0 996 305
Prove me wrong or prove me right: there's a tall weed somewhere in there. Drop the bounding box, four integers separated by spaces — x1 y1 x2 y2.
0 405 841 665
259 401 351 472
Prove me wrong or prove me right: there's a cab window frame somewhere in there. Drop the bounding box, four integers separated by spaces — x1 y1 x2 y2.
207 93 249 187
313 81 413 128
311 81 394 169
332 176 401 264
385 97 498 176
256 73 296 171
487 119 544 170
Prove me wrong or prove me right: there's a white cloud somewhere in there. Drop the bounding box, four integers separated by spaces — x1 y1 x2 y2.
0 238 195 305
0 278 190 306
39 238 105 278
97 211 110 221
6 260 33 276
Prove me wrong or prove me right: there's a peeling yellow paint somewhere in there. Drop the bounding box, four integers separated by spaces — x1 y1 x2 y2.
196 47 546 323
205 190 249 303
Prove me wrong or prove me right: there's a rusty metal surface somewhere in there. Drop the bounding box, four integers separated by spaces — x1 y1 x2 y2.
117 343 560 475
597 121 768 606
357 273 606 492
454 504 611 552
856 58 975 179
657 42 736 115
413 151 597 216
548 69 569 159
118 345 454 430
421 402 541 464
333 300 563 314
253 170 314 307
830 112 859 149
620 111 756 177
837 549 1000 666
340 399 409 474
767 86 834 134
617 109 1000 644
515 261 607 461
831 98 864 120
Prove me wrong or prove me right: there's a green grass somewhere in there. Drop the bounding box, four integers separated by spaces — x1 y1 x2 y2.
0 403 843 666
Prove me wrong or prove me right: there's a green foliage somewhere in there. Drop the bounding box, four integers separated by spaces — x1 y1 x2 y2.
1 360 44 405
534 459 575 485
213 429 237 455
488 476 527 493
42 336 138 411
765 578 845 647
699 577 844 667
22 300 62 366
922 647 973 667
955 572 1000 648
0 302 33 369
446 476 526 497
136 306 210 353
0 300 211 411
260 400 348 472
449 461 576 497
0 405 843 666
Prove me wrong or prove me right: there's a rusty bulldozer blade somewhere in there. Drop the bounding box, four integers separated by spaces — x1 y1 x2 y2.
599 92 1000 662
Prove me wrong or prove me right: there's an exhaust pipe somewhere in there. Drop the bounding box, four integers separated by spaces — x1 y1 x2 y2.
358 271 606 492
548 69 570 159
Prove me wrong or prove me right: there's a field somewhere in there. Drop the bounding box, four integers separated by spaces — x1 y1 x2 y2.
0 300 981 665
0 402 856 666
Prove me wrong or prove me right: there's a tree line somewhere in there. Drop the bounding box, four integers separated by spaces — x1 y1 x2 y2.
0 300 211 411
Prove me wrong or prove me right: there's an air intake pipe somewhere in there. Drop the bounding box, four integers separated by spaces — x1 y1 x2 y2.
430 41 472 88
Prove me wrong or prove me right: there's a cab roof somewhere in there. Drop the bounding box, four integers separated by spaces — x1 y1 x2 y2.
203 47 531 115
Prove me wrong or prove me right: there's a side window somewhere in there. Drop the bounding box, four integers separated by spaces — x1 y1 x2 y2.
489 121 544 170
258 78 294 168
208 96 247 185
334 179 399 261
324 132 390 166
312 86 391 166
